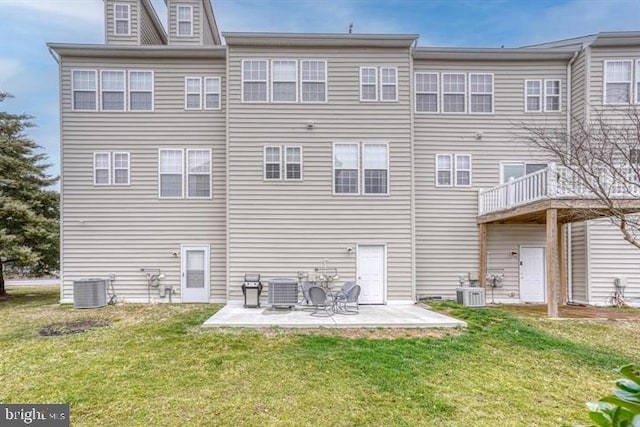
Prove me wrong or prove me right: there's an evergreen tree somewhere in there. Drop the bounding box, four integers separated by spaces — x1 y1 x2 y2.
0 93 59 299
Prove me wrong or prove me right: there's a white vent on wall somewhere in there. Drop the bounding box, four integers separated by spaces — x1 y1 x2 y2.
456 287 485 307
73 279 108 309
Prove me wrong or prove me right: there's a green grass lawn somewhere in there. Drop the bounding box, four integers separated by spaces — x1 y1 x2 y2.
1 286 638 426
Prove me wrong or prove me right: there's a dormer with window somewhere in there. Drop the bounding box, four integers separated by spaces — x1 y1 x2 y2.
166 0 221 45
104 0 167 45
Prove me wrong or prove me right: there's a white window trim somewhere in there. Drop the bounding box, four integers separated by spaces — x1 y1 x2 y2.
71 69 98 112
379 67 398 102
415 72 438 114
435 154 453 187
441 73 466 114
454 154 472 187
636 60 640 105
158 148 185 199
128 70 154 112
176 5 193 37
603 59 632 105
93 152 111 186
263 145 282 181
241 59 269 103
468 73 494 114
300 59 328 104
270 59 298 103
524 79 542 113
186 148 212 199
499 160 548 184
204 77 221 110
543 79 561 112
113 3 131 36
184 77 202 110
284 146 303 181
112 152 131 186
359 67 378 102
362 142 390 195
99 70 126 112
332 142 360 196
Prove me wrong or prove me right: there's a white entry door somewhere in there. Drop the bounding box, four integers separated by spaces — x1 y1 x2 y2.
519 246 546 303
357 244 386 304
181 245 210 303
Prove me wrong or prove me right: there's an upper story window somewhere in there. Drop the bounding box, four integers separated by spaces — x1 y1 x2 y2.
285 146 303 180
271 60 297 103
94 152 130 186
185 77 202 110
114 3 130 35
264 146 281 180
500 161 547 184
435 154 452 186
604 60 632 104
442 73 466 113
177 5 193 37
263 146 304 181
113 152 130 185
415 72 438 113
360 67 398 103
436 153 472 187
301 60 327 102
455 154 471 186
94 152 111 185
186 149 212 198
159 148 212 199
360 67 378 101
204 77 221 109
469 73 493 114
544 80 561 112
159 149 184 198
333 143 359 194
380 68 398 102
72 70 97 111
100 70 125 111
525 80 542 112
242 60 268 103
363 143 389 194
129 71 153 111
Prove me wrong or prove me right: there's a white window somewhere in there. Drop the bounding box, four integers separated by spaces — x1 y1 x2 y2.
187 149 211 198
271 60 297 103
285 146 302 180
242 60 268 102
129 71 153 111
100 70 125 111
380 68 397 102
442 73 466 113
114 3 130 35
159 149 184 198
469 73 493 114
525 80 542 112
333 143 359 194
177 5 193 37
204 77 221 109
500 161 547 184
544 80 561 112
360 67 377 101
455 154 472 187
94 152 111 185
264 146 281 180
363 143 389 194
185 77 202 110
72 70 97 111
604 60 632 104
301 60 327 103
435 154 452 187
113 152 130 185
415 72 438 113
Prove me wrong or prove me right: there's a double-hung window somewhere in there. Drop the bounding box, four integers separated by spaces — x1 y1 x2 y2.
469 73 493 113
185 77 202 110
363 143 389 194
264 146 281 180
360 67 377 101
187 149 211 198
204 77 221 109
380 68 397 102
333 143 359 194
159 149 184 198
94 152 129 185
285 146 302 180
113 152 130 185
100 70 125 111
72 70 97 111
435 154 452 186
455 154 471 186
177 5 193 37
271 60 297 102
436 154 472 187
525 80 542 112
442 73 466 113
114 3 130 35
544 80 561 112
301 60 327 102
242 60 268 102
415 72 438 113
129 71 153 111
604 60 632 104
94 153 111 185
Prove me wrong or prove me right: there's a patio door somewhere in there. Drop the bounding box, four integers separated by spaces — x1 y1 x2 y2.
181 244 210 303
519 246 546 303
357 244 386 304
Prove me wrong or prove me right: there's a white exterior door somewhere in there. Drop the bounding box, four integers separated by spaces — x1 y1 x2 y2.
519 246 546 303
357 244 386 304
181 245 210 303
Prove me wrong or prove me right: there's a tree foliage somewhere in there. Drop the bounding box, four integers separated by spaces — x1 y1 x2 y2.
588 364 640 427
0 93 59 297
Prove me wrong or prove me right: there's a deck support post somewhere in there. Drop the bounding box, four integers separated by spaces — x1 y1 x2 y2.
559 222 567 305
479 223 488 287
546 209 559 318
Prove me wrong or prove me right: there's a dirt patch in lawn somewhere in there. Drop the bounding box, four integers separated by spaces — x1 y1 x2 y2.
205 327 462 340
495 303 640 320
39 319 111 336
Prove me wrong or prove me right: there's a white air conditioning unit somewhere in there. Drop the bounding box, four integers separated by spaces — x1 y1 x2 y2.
73 278 108 309
456 287 485 307
268 278 298 308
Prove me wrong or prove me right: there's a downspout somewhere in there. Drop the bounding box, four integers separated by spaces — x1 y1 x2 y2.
224 45 230 303
409 38 417 302
565 50 579 303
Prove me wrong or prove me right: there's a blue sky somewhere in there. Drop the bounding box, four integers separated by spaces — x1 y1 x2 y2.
1 0 640 182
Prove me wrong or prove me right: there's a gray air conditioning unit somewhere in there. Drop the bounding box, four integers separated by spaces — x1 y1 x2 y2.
456 287 486 307
268 278 298 308
73 278 108 309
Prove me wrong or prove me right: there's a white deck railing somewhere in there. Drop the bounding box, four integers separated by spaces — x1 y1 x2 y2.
478 163 640 216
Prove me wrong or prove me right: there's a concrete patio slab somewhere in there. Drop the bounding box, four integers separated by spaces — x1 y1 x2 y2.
203 303 466 328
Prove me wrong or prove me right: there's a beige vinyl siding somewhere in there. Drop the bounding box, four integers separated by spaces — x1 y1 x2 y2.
414 59 567 299
202 13 215 45
570 221 588 302
105 0 139 46
60 56 226 302
570 49 587 125
139 2 164 45
589 46 640 110
167 0 202 45
227 46 413 302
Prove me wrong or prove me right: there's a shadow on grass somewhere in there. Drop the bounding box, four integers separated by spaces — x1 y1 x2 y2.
2 286 60 307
